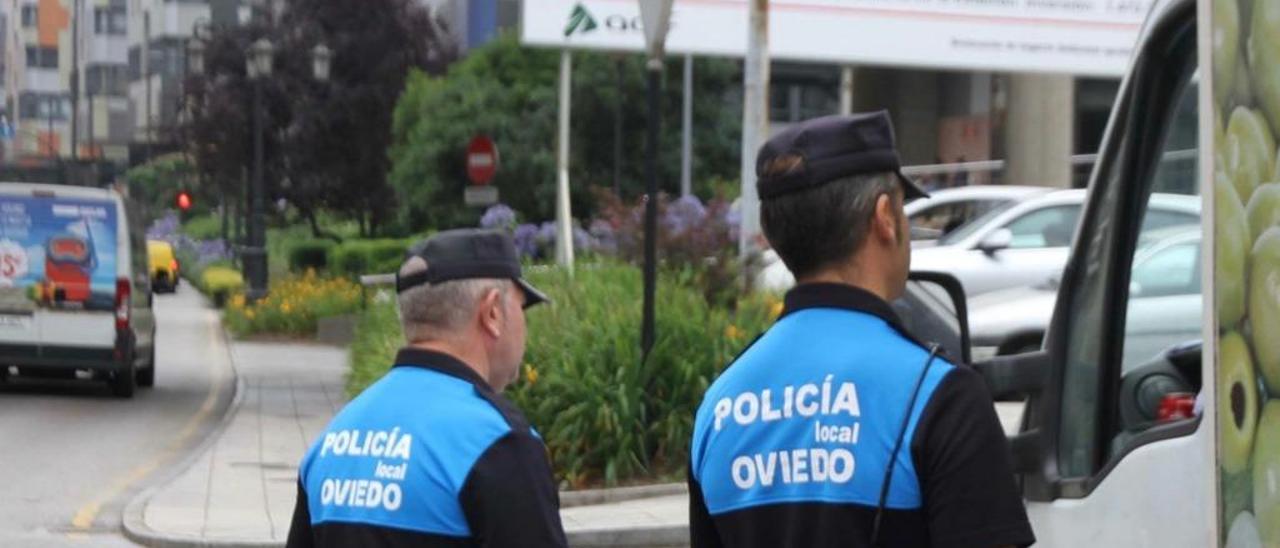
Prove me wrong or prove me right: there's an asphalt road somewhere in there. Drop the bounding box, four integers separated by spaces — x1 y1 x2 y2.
0 285 235 546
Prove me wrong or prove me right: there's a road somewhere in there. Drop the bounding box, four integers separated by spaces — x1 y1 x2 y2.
0 286 235 546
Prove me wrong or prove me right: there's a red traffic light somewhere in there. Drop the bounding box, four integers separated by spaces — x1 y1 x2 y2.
176 191 192 211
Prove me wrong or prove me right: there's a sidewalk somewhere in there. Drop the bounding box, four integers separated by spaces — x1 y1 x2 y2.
122 336 691 548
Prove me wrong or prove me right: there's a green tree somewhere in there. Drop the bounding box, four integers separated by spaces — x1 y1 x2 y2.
124 153 198 224
387 34 743 233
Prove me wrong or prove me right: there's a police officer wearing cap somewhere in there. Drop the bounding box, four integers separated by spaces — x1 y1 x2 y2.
287 229 567 548
688 112 1034 548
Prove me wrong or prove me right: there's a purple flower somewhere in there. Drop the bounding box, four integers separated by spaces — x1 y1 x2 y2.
573 224 593 252
662 195 707 236
146 212 182 242
588 219 617 255
536 222 558 246
513 224 539 258
480 204 517 230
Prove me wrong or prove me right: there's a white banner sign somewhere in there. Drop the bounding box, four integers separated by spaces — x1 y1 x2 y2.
524 0 1155 77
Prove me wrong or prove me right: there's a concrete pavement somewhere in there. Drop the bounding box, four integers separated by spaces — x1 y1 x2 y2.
122 331 690 548
119 303 1026 548
0 285 235 547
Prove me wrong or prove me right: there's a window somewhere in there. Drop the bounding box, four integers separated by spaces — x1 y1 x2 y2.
18 93 69 121
909 199 1010 238
26 46 57 69
1053 21 1198 482
1118 81 1202 374
86 65 128 96
1003 205 1082 249
94 7 127 35
21 5 37 28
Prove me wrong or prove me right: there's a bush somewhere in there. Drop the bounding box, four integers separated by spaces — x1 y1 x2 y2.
199 266 245 307
328 239 412 277
347 296 404 398
182 214 223 241
344 261 780 488
288 240 336 272
223 270 363 337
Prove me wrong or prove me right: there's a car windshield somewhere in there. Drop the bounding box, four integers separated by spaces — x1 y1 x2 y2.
936 199 1019 246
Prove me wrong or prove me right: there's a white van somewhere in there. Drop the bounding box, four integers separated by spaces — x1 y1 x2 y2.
935 0 1278 544
0 183 156 397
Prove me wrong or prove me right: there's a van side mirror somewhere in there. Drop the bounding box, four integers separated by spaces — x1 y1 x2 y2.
977 228 1013 255
892 271 971 364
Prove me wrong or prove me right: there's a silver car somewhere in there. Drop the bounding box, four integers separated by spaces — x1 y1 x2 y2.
969 226 1202 366
906 185 1050 246
910 189 1200 298
759 184 1051 291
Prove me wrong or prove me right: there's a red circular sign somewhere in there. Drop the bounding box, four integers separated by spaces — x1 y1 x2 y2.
466 136 498 186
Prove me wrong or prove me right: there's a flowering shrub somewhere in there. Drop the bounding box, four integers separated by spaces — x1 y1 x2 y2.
347 261 781 487
223 270 363 337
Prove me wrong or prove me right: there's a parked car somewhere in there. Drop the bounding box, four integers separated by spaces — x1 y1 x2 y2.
906 185 1050 245
0 183 156 397
969 226 1202 367
759 185 1050 290
148 240 180 293
910 189 1200 298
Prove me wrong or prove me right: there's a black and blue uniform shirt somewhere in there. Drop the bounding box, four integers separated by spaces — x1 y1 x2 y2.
689 284 1034 548
286 348 567 548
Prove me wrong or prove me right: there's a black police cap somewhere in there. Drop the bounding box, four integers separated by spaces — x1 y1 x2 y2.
755 111 930 201
395 228 549 309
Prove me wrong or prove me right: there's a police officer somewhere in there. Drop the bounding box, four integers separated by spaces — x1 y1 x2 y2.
688 112 1035 548
287 229 567 548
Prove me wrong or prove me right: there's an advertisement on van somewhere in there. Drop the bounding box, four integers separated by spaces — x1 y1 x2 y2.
1213 0 1280 544
0 196 118 312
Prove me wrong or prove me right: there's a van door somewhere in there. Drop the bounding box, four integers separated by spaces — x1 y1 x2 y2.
35 195 121 360
986 1 1216 544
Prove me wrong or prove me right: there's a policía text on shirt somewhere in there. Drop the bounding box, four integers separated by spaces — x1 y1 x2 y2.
712 375 861 431
319 428 413 459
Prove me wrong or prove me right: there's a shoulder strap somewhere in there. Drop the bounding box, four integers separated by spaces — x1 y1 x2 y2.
871 343 941 546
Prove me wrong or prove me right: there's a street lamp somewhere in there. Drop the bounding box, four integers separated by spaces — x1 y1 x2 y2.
245 37 273 303
312 43 331 83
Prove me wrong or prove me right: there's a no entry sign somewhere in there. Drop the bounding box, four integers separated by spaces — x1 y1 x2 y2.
466 136 498 185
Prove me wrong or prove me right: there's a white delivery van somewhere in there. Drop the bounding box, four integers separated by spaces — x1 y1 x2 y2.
919 0 1280 544
0 183 156 398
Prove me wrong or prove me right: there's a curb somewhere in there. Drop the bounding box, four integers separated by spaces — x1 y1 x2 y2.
121 319 256 548
567 525 689 548
560 482 686 508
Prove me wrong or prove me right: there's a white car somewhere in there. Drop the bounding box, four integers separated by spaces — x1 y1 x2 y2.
969 226 1202 367
906 185 1050 246
759 184 1051 291
910 189 1200 298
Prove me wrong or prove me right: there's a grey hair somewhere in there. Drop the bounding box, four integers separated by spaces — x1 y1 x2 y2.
760 171 899 280
396 257 509 343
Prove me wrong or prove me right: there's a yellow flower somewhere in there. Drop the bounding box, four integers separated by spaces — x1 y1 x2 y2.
724 324 742 341
245 309 256 320
769 300 784 320
524 364 539 385
281 302 292 314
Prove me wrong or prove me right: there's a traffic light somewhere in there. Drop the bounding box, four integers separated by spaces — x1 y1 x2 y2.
176 191 192 212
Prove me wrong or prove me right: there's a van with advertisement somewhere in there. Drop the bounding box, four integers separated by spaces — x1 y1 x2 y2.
921 0 1280 544
0 183 156 398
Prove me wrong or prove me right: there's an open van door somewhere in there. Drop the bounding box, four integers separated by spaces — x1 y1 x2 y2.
970 0 1280 544
973 0 1221 544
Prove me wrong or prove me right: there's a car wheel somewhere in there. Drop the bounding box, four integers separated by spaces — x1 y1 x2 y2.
137 345 155 388
110 353 136 398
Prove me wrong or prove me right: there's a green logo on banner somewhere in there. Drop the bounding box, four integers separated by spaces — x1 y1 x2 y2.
564 3 598 37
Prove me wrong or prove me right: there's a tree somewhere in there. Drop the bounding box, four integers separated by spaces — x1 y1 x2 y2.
182 0 455 240
387 34 743 234
276 0 454 238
